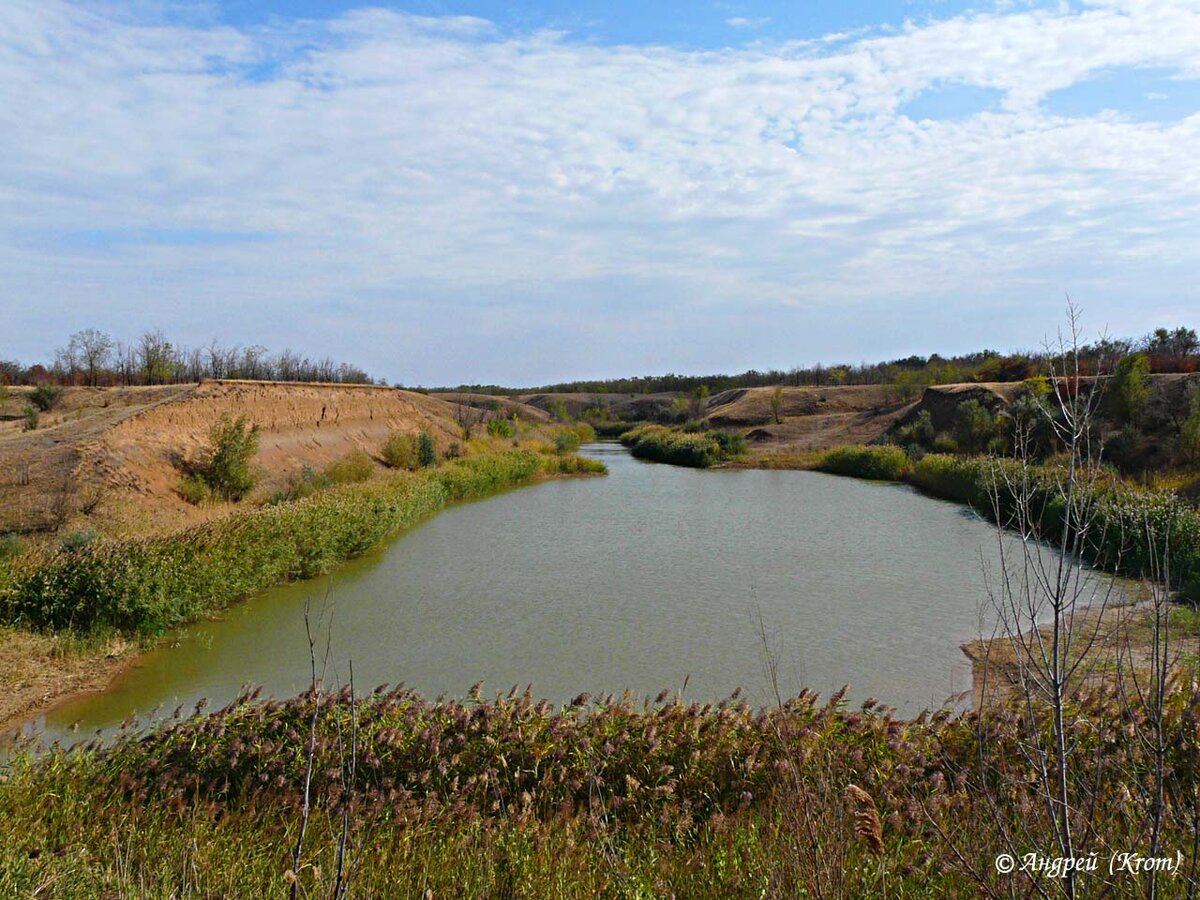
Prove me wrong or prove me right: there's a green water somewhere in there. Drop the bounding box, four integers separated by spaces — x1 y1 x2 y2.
30 443 1104 743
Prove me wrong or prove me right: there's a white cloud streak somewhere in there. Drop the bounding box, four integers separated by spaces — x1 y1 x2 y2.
1 0 1198 382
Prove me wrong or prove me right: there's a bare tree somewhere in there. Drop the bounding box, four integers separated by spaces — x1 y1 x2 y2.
964 301 1186 898
68 329 114 386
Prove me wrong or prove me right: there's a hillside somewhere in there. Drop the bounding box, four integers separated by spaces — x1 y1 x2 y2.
0 381 469 538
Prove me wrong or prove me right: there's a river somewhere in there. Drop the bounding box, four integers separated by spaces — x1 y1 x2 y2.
31 442 1073 743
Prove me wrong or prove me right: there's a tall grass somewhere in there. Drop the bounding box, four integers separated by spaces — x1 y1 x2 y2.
620 424 746 467
0 451 598 636
815 445 912 481
3 684 1199 895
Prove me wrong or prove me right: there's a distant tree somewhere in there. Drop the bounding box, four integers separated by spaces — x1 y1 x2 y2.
138 330 175 385
1109 352 1150 425
1143 326 1199 359
769 385 783 424
68 328 114 386
692 385 710 419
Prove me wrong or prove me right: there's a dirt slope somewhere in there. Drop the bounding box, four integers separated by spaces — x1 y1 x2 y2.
701 385 913 453
0 381 468 538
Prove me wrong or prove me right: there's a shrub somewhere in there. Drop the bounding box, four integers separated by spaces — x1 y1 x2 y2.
196 414 261 501
543 454 607 475
279 465 331 502
895 410 935 449
620 424 720 467
1110 353 1150 424
710 430 747 458
177 474 212 506
572 422 597 443
817 445 911 481
418 431 437 468
954 400 994 453
29 382 62 412
487 418 516 438
382 432 420 470
324 449 375 485
932 432 958 454
554 430 581 456
21 404 38 432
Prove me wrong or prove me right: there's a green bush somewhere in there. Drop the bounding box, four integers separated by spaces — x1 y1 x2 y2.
619 424 746 467
486 418 516 438
954 400 994 454
382 432 420 470
418 431 437 468
21 404 38 432
191 414 261 501
817 445 911 481
1110 353 1150 424
895 410 935 449
29 382 62 412
710 430 747 458
177 474 212 506
324 449 375 485
620 424 720 467
572 422 597 443
932 432 958 454
278 465 331 502
554 430 581 456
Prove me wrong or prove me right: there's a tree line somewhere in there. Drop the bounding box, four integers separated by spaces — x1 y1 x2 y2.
0 329 376 387
445 326 1199 396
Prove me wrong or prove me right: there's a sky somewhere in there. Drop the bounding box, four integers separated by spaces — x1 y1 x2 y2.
1 0 1198 386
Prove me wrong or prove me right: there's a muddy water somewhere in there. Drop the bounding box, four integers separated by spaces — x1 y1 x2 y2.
31 443 1099 743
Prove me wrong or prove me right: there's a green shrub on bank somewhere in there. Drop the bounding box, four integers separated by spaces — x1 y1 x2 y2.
21 404 38 432
323 448 375 485
554 430 581 456
181 414 261 503
418 431 437 467
381 431 420 470
619 424 746 467
817 445 912 481
0 451 554 636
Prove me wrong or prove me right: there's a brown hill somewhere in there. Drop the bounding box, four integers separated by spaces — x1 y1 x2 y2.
0 381 470 537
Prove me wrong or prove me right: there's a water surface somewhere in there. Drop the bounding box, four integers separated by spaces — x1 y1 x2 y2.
32 443 1077 742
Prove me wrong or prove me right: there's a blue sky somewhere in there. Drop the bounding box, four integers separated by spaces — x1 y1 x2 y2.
2 0 1198 385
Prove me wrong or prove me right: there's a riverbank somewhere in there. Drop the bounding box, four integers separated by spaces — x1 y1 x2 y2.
0 449 605 731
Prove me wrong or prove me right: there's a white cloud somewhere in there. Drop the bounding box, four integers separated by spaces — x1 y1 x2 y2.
725 16 771 29
0 0 1198 382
